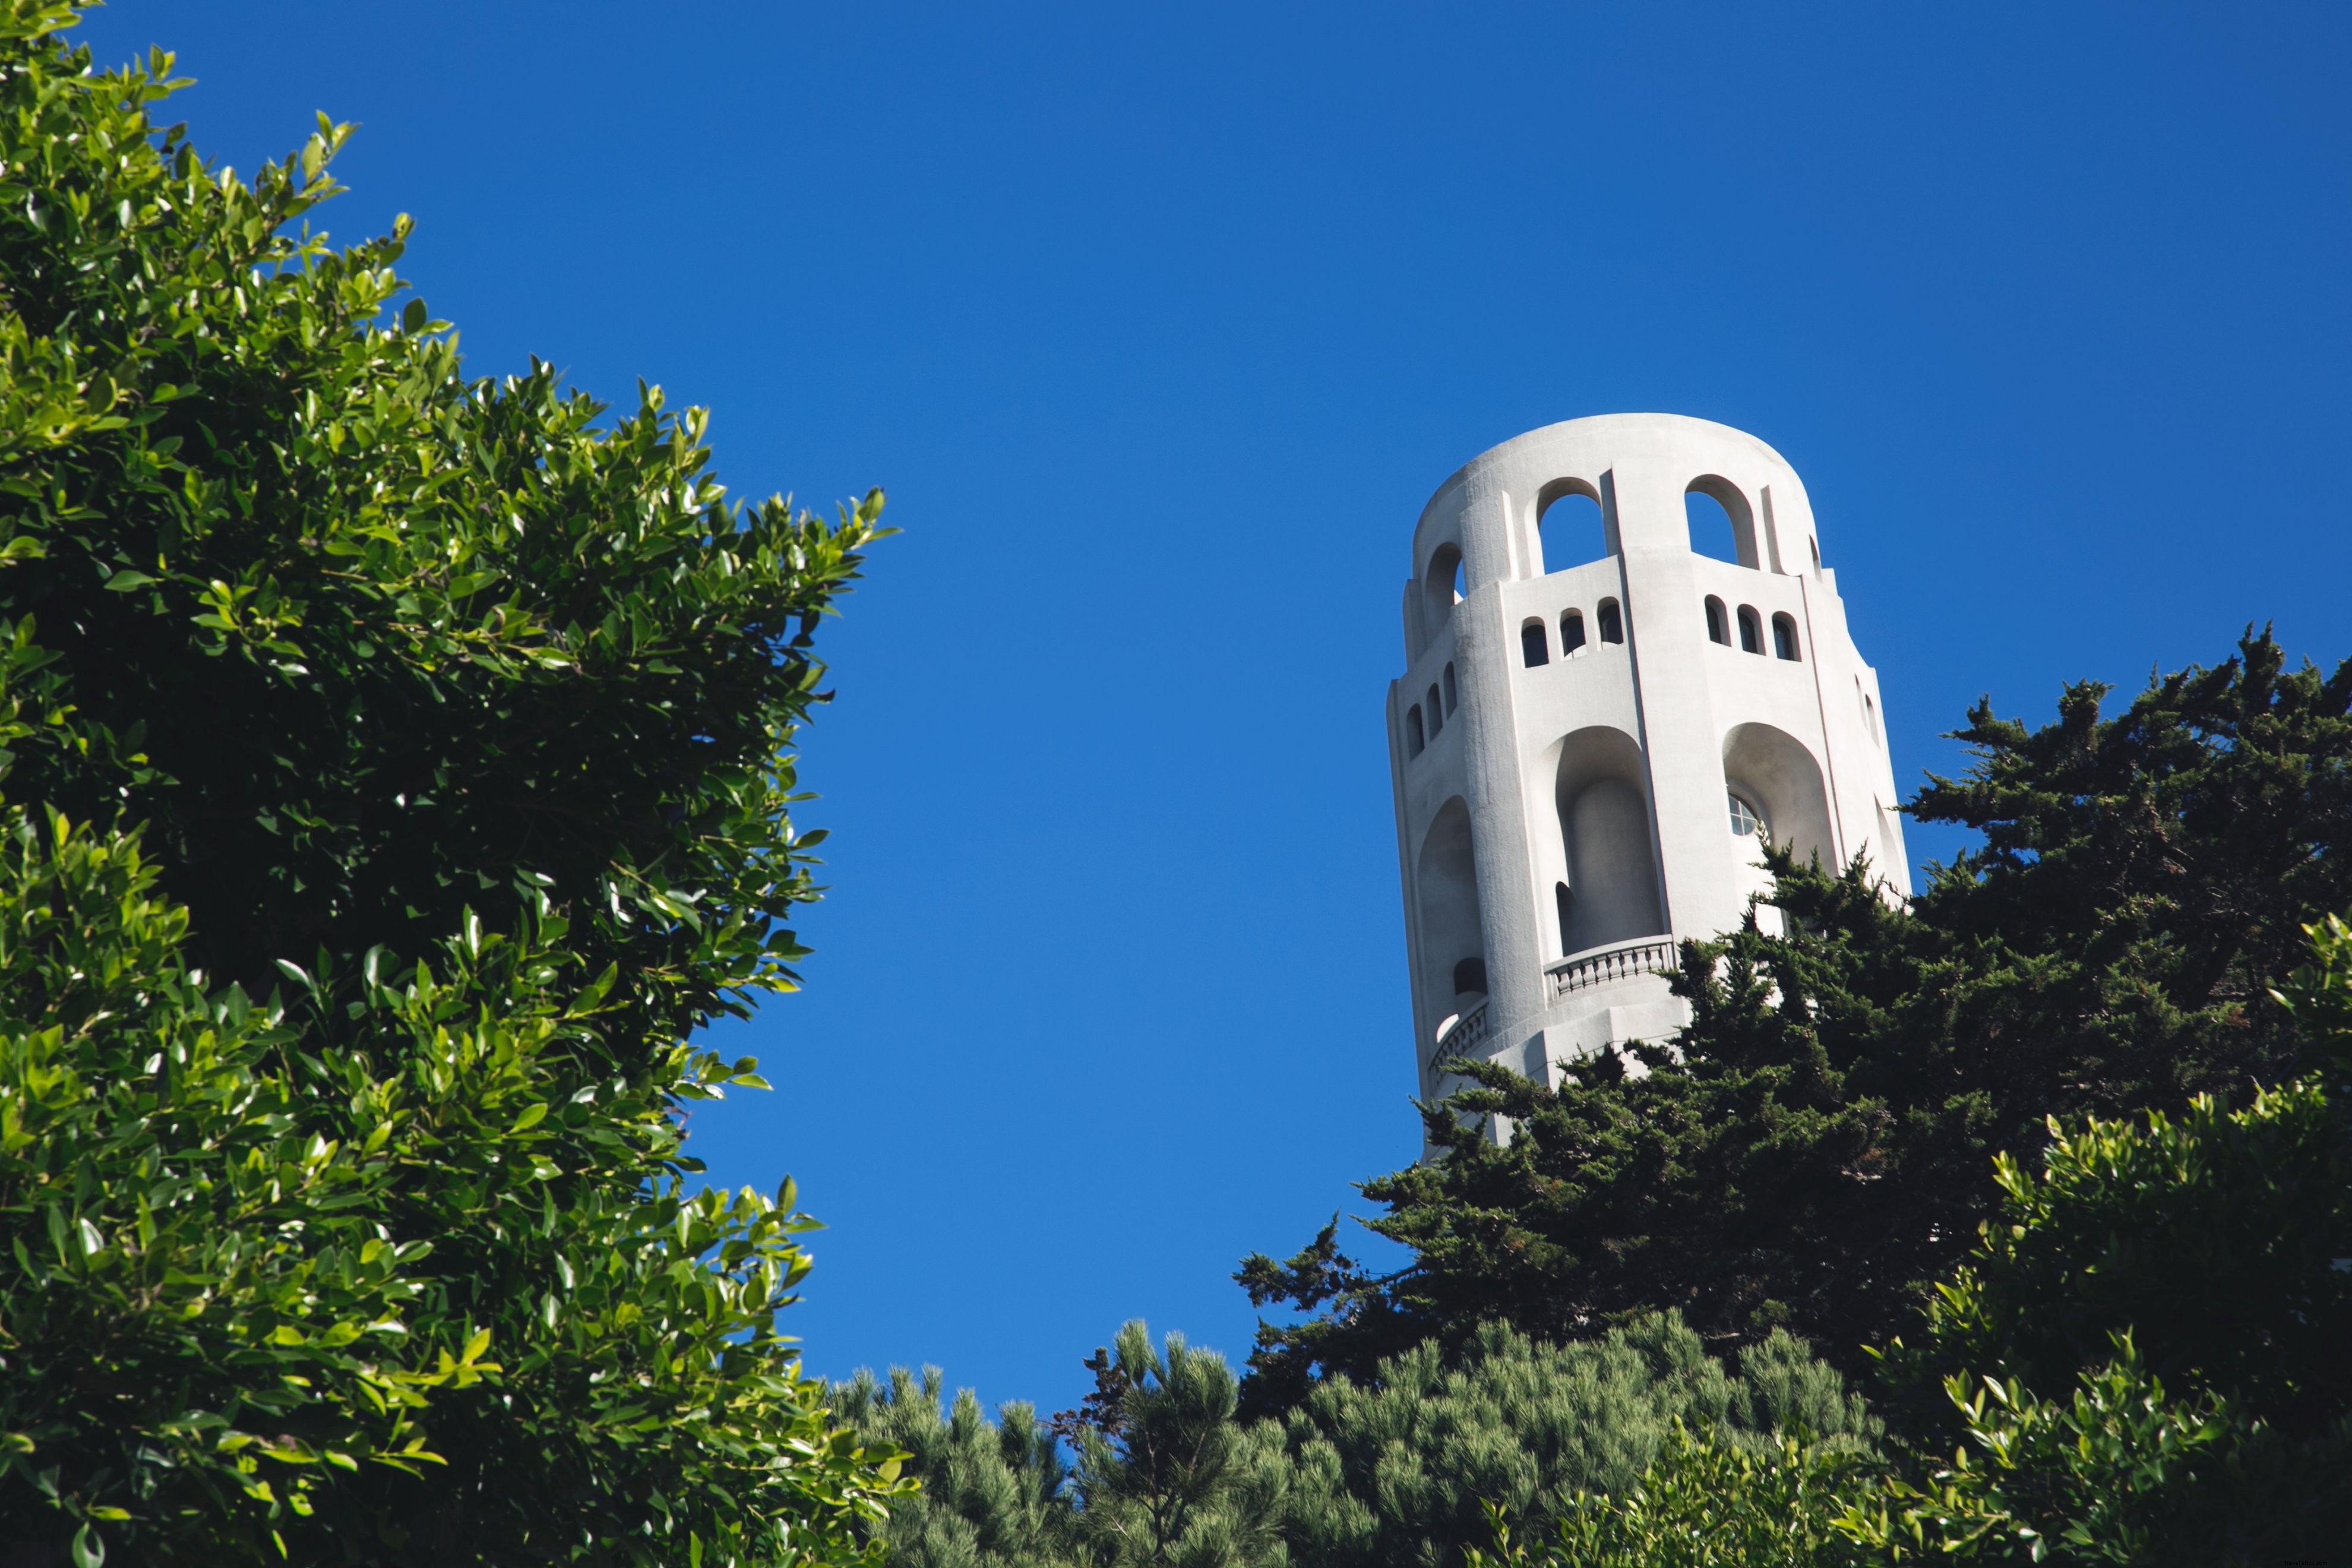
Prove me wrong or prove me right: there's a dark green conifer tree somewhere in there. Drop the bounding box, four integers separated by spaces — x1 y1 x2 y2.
1240 631 2352 1406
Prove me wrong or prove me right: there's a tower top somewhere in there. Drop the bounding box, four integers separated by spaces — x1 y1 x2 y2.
1384 415 1904 1112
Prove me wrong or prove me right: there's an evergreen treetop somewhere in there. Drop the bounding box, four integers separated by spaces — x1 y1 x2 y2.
1240 630 2352 1407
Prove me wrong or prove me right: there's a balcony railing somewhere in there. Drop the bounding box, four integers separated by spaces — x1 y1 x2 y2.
1430 1000 1491 1061
1545 938 1677 1001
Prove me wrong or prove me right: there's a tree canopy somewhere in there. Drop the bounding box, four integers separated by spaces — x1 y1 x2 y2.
0 5 900 1562
1240 630 2352 1409
832 1313 1871 1568
0 0 862 1062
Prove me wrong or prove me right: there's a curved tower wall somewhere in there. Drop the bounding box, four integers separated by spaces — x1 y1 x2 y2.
1385 413 1909 1104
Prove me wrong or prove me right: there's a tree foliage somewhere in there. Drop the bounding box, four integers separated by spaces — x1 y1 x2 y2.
1468 1423 1874 1568
833 1314 1873 1568
1240 631 2352 1404
1841 914 2352 1563
831 1370 1069 1568
0 810 898 1565
0 5 901 1561
838 1324 1291 1568
1281 1315 1873 1568
1459 912 2352 1566
0 0 867 1060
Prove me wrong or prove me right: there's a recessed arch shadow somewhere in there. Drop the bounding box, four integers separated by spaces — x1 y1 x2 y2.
1721 722 1834 868
1417 797 1484 1016
1553 726 1667 953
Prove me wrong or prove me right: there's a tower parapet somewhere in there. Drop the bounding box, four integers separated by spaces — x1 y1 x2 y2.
1386 414 1907 1105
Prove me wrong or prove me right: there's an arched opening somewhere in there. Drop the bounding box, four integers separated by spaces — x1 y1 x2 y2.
1421 541 1463 650
1736 605 1763 655
1874 799 1907 876
1705 596 1729 646
1535 480 1606 575
1866 693 1880 743
1452 957 1489 997
1597 599 1624 644
1521 618 1550 668
1553 726 1667 953
1560 609 1587 653
1723 723 1835 934
1772 612 1801 661
1417 798 1484 1025
1426 684 1443 736
1406 704 1425 757
1722 723 1835 870
1809 536 1821 570
1684 476 1761 568
1442 663 1459 716
1555 881 1573 956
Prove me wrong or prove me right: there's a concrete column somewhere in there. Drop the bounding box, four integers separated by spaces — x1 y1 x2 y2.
1452 475 1545 1049
1613 463 1743 941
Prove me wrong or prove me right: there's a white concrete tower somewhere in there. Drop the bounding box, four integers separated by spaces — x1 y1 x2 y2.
1386 413 1909 1103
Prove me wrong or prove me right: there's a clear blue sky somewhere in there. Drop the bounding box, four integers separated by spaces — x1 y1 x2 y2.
103 2 2352 1421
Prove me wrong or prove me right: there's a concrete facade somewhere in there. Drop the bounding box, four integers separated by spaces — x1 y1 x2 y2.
1386 413 1909 1109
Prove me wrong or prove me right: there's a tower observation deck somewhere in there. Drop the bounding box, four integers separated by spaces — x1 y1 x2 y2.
1386 414 1908 1109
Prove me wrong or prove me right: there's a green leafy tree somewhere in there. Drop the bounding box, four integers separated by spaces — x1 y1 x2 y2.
1241 632 2352 1404
0 4 903 1562
1467 1422 1875 1568
0 0 861 1063
1837 915 2352 1564
0 810 900 1565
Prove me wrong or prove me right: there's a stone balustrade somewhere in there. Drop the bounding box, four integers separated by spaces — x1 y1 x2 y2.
1545 938 1677 1001
1430 1000 1491 1061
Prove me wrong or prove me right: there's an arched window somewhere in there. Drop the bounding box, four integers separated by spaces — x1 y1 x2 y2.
1420 542 1463 654
1686 477 1761 568
1598 599 1624 644
1727 791 1766 839
1809 536 1821 569
1452 956 1489 996
1737 605 1763 655
1537 485 1606 575
1705 596 1729 646
1521 618 1549 667
1555 882 1573 956
1560 609 1587 652
1772 612 1801 661
1427 684 1443 736
1442 663 1458 716
1686 487 1742 565
1406 705 1425 757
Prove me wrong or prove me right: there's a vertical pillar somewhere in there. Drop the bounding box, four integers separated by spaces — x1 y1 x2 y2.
1613 463 1743 941
1450 476 1545 1048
